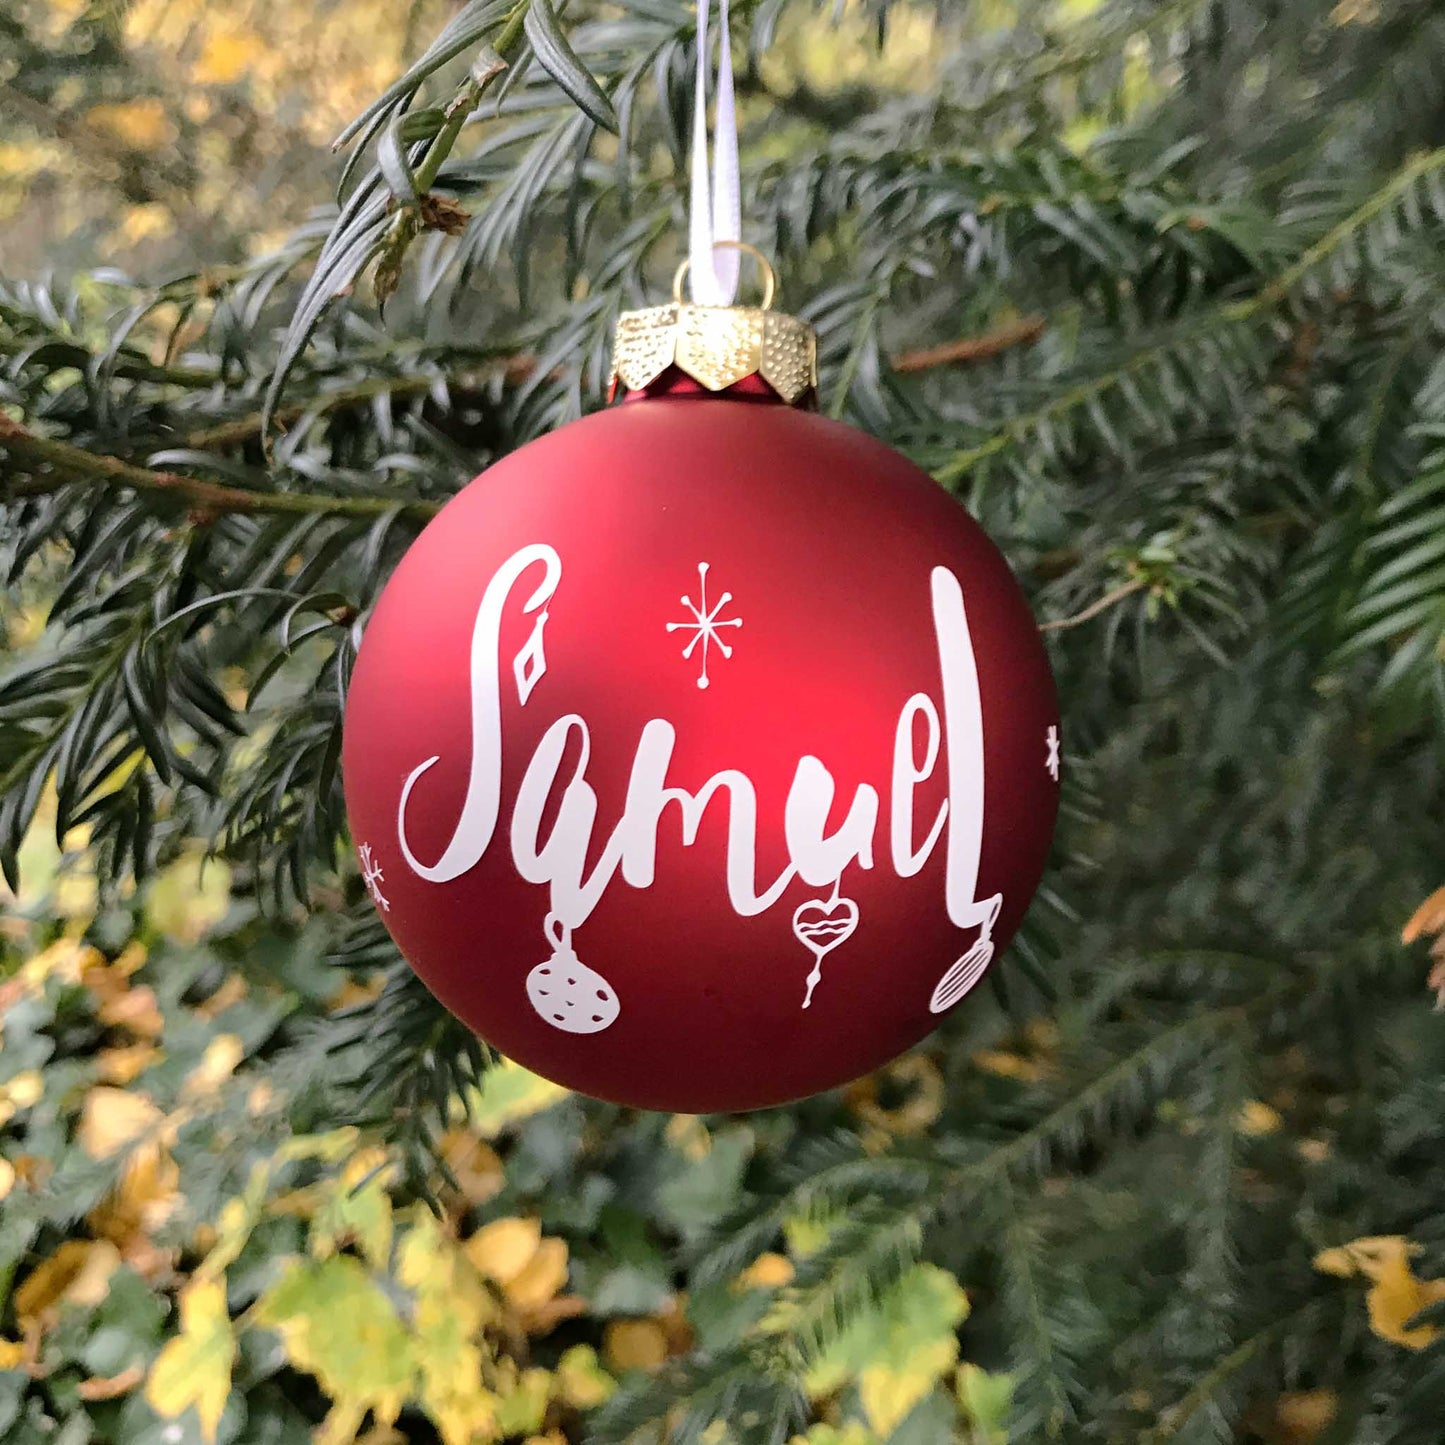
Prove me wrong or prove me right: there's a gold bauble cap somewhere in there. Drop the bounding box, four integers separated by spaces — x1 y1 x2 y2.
609 242 818 405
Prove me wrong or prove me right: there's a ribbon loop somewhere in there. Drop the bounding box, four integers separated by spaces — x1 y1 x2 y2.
689 0 740 306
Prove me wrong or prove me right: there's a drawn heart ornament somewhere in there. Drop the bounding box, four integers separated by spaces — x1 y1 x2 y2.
793 894 860 1008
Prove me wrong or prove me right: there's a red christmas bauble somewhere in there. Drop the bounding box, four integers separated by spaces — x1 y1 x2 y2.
342 391 1060 1111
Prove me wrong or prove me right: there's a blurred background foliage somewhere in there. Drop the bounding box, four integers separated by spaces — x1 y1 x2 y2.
0 0 444 271
2 0 1445 1443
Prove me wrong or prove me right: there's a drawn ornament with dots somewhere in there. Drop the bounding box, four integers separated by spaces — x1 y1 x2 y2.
341 257 1061 1112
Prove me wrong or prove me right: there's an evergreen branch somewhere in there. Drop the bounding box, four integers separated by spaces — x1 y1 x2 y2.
935 146 1445 483
179 354 538 450
1234 146 1445 313
1000 1188 1078 1441
960 0 1211 128
1141 1300 1327 1443
957 1009 1242 1184
783 1207 930 1359
181 377 439 450
0 416 441 522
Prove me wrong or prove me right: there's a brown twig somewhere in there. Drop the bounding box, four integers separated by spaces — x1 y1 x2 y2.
0 415 439 522
1038 577 1146 632
893 316 1046 374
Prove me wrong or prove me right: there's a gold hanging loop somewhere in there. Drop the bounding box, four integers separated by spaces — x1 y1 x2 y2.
672 241 776 310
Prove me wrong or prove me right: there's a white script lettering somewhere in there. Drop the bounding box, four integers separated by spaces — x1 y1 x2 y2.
397 547 1000 936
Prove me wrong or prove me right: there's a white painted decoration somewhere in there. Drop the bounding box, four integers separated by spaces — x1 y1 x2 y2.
395 544 1006 1029
358 842 389 913
666 562 742 689
793 883 860 1008
525 915 621 1034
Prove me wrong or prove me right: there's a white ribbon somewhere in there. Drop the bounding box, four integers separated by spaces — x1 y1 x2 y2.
688 0 740 305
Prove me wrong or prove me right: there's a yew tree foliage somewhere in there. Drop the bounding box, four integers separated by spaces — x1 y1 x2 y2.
3 0 1445 1440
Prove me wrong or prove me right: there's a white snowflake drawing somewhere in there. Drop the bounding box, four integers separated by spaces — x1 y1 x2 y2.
1045 724 1061 782
359 842 390 912
666 562 742 689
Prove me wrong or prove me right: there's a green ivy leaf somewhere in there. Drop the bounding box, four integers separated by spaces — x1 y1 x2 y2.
145 1280 236 1444
252 1256 413 1439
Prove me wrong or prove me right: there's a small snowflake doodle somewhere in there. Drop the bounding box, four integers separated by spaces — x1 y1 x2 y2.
1045 724 1061 782
666 562 742 689
359 842 390 912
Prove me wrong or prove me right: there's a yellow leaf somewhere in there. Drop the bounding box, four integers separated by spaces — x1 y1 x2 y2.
22 938 100 990
804 1264 969 1436
1236 1100 1283 1136
0 1158 14 1201
183 1034 245 1099
0 1338 28 1370
119 203 174 246
970 1049 1046 1082
438 1127 505 1207
97 984 165 1039
309 1148 395 1269
330 972 387 1011
85 98 177 150
1313 1235 1445 1349
603 1318 669 1372
1402 884 1445 943
193 27 266 86
198 1172 270 1283
78 1087 162 1160
505 1237 569 1311
735 1252 795 1291
467 1217 542 1286
195 974 248 1020
112 941 147 977
146 852 232 942
89 1139 182 1268
1313 1235 1410 1279
859 1333 958 1437
846 1055 944 1135
665 1114 713 1161
16 1240 122 1327
254 1257 414 1434
553 1344 616 1409
96 1042 161 1085
147 1279 235 1444
1 1070 44 1117
1330 0 1380 25
1366 1252 1445 1349
493 1362 551 1437
466 1059 569 1137
784 1212 839 1259
396 1209 499 1445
